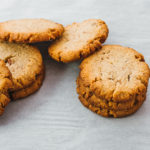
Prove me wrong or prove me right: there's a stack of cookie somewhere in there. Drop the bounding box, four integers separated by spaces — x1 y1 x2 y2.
47 19 149 118
76 45 150 117
0 18 64 115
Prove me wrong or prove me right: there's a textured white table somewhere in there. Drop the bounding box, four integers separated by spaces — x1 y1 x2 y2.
0 0 150 150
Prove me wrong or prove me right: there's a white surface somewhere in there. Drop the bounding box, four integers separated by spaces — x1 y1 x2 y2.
0 0 150 150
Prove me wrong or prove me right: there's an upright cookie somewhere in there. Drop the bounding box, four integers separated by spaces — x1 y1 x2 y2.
77 45 150 118
0 60 13 115
0 42 44 100
49 19 108 63
0 18 64 43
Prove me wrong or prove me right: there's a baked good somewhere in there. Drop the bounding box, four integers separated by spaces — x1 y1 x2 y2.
77 77 138 110
0 42 44 100
0 18 64 43
0 60 13 115
11 67 44 100
77 45 150 117
49 19 108 63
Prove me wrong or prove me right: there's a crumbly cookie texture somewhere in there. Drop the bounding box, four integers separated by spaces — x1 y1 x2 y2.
77 45 150 118
77 77 138 111
78 93 143 118
10 66 44 100
0 18 64 43
0 42 44 99
0 60 13 115
49 19 108 63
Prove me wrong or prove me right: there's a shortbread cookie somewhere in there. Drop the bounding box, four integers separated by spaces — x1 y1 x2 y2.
49 19 108 63
10 67 44 100
77 45 150 117
0 18 64 43
0 42 44 99
77 77 137 110
78 94 143 118
0 60 13 115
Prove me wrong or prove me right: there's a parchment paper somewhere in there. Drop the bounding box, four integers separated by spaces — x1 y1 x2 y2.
0 0 150 149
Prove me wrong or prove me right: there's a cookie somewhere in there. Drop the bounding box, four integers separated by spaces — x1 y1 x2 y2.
0 42 44 100
0 18 64 43
77 45 150 117
77 77 137 110
0 60 13 115
49 19 108 63
10 67 44 100
78 94 143 118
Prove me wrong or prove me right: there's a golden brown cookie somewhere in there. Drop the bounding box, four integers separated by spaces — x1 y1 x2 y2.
77 77 137 110
77 45 150 118
49 19 108 63
10 67 44 100
0 60 13 115
78 94 143 118
0 18 64 43
0 42 44 100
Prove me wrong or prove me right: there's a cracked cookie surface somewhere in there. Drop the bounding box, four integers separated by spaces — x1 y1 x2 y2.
77 45 150 117
0 18 64 43
0 60 13 115
77 77 140 111
49 19 108 63
0 42 44 99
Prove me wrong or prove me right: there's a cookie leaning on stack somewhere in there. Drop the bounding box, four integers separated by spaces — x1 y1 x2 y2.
49 19 108 63
77 45 150 118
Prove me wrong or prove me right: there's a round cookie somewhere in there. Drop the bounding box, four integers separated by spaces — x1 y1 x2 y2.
49 19 108 63
0 60 13 115
0 42 44 100
0 18 64 43
77 45 150 117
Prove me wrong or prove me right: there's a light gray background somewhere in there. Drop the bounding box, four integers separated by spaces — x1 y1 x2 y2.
0 0 150 150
